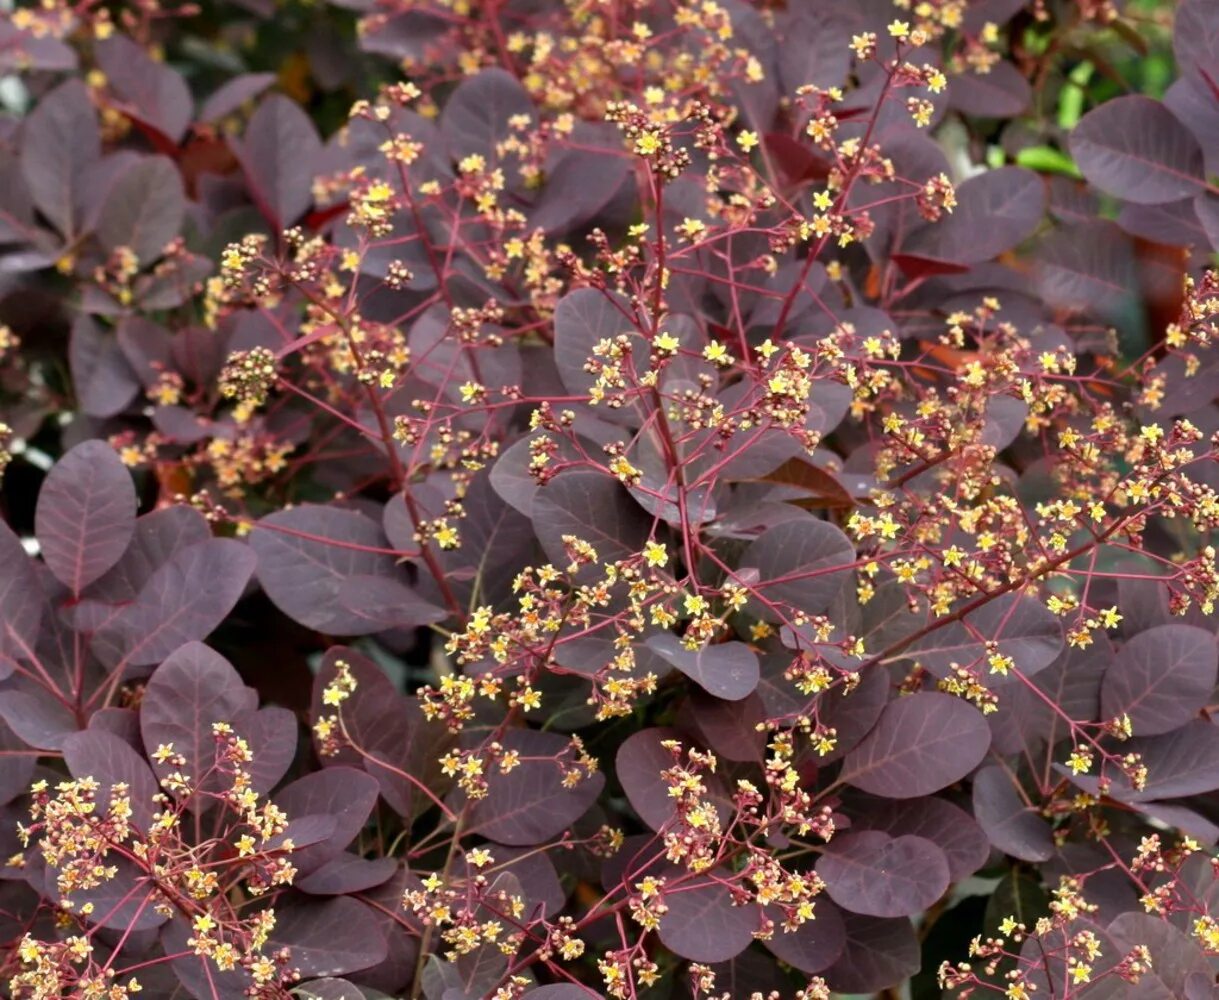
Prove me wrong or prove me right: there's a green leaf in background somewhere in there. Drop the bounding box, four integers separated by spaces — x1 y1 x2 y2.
1015 145 1082 178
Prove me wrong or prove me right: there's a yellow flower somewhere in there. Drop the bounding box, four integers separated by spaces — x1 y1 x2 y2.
736 130 759 152
643 541 667 567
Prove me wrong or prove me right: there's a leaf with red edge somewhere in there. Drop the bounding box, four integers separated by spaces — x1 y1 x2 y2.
1100 624 1218 737
92 538 256 668
233 94 322 230
816 831 949 918
840 692 990 798
1071 96 1204 204
34 439 136 595
463 729 604 846
96 35 191 145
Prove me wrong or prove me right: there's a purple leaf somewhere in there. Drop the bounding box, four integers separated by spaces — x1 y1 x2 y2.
62 729 159 832
1108 912 1213 996
0 717 36 804
252 504 403 635
552 288 647 400
656 872 761 962
140 642 255 810
816 831 949 917
273 768 380 873
92 538 256 668
0 686 77 750
1100 624 1218 737
645 634 759 701
740 516 856 621
85 505 211 603
199 73 278 124
532 471 651 570
336 574 448 631
96 35 191 144
1174 0 1219 89
296 854 397 895
94 155 185 265
762 896 846 973
528 124 632 235
34 440 136 594
687 689 767 762
439 68 536 163
239 705 297 796
972 765 1054 862
296 980 372 1000
523 988 605 1000
0 520 42 668
233 94 322 230
850 795 989 881
841 692 990 798
1071 96 1204 205
463 729 605 846
813 664 890 763
19 79 100 238
822 912 919 994
310 647 404 768
897 167 1044 269
1034 220 1136 311
616 727 731 832
69 315 141 419
907 593 1063 682
947 61 1031 117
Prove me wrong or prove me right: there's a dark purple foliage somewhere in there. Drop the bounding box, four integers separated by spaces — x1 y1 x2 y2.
1 2 1219 998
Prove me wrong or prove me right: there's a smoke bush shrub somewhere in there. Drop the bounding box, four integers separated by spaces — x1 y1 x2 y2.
2 0 1219 997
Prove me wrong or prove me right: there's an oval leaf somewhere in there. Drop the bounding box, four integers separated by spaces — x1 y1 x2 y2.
252 505 403 635
93 537 256 668
645 634 759 701
740 516 855 621
35 440 136 594
817 831 949 918
1071 96 1204 205
1100 624 1218 736
841 692 991 798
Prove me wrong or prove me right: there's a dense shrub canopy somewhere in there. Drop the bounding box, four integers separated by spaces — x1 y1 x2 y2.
2 0 1219 997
